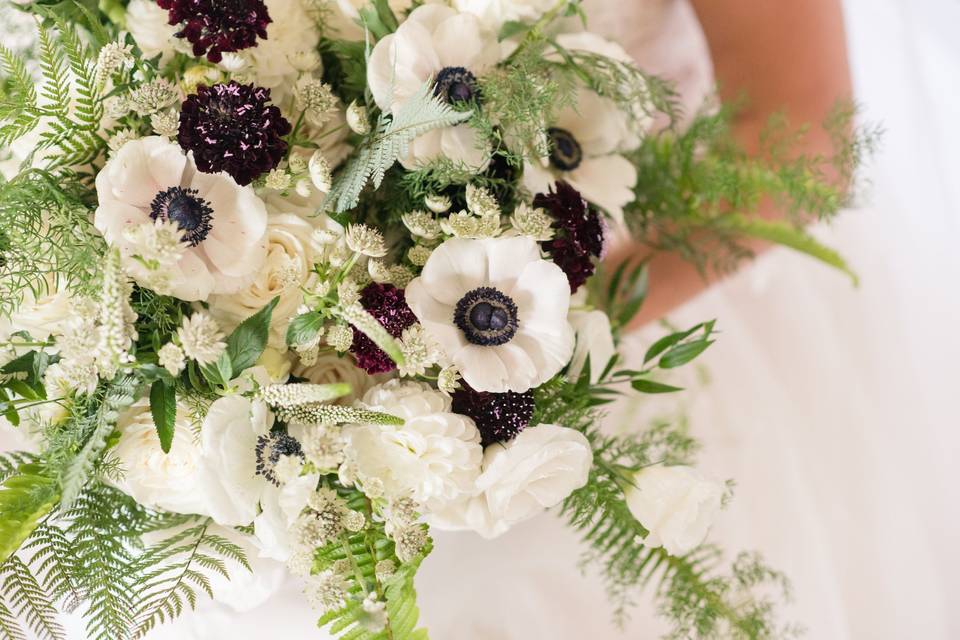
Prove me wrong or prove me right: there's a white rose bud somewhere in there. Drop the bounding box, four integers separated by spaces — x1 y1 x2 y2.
567 310 616 383
624 465 724 556
346 100 371 135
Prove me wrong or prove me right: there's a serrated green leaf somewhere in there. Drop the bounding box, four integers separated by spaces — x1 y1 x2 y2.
224 297 279 375
0 464 59 564
286 311 324 347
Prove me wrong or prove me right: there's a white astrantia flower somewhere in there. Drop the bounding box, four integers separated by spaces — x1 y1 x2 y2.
94 137 269 301
221 0 322 103
157 342 186 376
567 309 616 383
111 398 209 516
624 465 725 556
452 0 556 30
208 213 323 349
405 236 575 393
429 424 592 539
177 312 226 365
343 380 483 511
367 4 501 170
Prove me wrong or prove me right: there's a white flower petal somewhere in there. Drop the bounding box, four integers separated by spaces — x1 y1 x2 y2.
567 154 638 221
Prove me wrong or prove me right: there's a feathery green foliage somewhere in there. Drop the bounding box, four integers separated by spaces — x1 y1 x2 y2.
0 463 59 565
625 102 880 275
326 83 474 214
315 491 431 640
0 169 104 318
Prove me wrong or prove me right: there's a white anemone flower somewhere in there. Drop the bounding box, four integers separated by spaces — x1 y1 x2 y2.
367 4 501 170
523 32 648 221
405 236 575 393
94 136 268 302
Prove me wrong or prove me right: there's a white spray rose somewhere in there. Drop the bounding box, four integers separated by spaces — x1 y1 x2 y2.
429 424 592 538
624 465 724 556
567 309 616 383
292 354 379 405
111 398 208 516
452 0 556 30
344 380 483 510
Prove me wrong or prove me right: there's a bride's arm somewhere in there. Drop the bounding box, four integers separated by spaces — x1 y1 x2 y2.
614 0 852 328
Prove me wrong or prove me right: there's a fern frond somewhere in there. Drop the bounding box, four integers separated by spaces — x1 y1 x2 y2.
59 375 139 509
0 557 65 640
37 27 71 119
327 82 473 213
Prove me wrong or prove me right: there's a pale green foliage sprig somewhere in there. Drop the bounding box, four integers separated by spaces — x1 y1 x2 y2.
626 102 881 279
325 82 474 214
0 169 105 318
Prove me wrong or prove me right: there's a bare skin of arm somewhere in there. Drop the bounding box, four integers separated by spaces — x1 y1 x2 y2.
612 0 853 328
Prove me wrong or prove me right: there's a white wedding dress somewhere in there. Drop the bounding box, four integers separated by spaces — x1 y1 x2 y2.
4 0 959 638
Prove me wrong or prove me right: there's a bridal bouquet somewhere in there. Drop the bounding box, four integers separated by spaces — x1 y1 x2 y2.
0 0 869 638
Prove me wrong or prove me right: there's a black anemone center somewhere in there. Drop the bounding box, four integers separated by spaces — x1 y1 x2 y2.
149 186 214 247
255 432 303 486
547 127 583 171
434 66 480 105
454 287 519 346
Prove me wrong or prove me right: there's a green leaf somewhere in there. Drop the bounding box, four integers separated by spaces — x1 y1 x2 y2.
631 379 685 394
498 20 530 41
723 214 858 285
286 311 324 347
149 381 176 454
643 323 706 365
200 352 233 389
0 463 59 564
224 297 279 375
659 340 714 369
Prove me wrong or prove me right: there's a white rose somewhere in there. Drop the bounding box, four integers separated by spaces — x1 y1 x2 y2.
344 380 483 510
126 0 189 63
429 424 592 538
209 213 319 348
624 465 724 556
567 309 616 383
198 394 272 526
254 472 320 561
111 399 208 515
4 286 75 342
452 0 556 30
292 354 378 405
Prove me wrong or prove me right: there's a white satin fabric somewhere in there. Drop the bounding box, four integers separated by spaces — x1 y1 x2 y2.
3 0 959 637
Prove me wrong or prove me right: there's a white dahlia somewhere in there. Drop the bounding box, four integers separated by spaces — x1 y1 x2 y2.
94 137 268 302
405 236 575 393
343 380 483 511
367 4 501 170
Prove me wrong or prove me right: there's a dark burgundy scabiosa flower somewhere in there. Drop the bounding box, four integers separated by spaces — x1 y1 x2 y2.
350 283 418 374
178 81 291 186
451 384 535 447
157 0 271 63
533 181 605 293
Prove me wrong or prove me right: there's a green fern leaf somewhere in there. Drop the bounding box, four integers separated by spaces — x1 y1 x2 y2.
327 82 473 213
59 375 139 509
0 557 65 640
